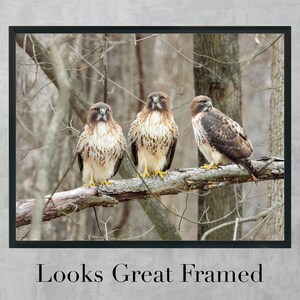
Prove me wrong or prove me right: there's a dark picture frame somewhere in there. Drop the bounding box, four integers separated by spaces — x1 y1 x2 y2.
9 26 291 248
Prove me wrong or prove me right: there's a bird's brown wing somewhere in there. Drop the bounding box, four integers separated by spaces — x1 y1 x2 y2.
77 153 84 173
128 118 139 166
112 153 124 177
76 127 85 173
163 138 177 171
130 139 138 166
201 109 253 162
201 110 258 181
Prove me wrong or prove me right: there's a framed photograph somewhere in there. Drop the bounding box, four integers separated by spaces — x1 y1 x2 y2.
10 26 290 248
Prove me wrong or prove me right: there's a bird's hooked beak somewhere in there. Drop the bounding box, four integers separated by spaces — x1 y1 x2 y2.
96 106 108 121
152 95 159 104
150 95 164 110
99 107 107 115
206 100 212 108
201 99 213 112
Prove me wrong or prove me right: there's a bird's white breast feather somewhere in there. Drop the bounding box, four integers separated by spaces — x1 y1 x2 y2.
192 114 214 162
140 111 170 137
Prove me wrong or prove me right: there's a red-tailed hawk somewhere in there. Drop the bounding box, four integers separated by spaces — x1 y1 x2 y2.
128 91 179 178
191 95 259 182
77 102 126 187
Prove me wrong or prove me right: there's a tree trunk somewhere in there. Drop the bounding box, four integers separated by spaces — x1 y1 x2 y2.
193 34 243 240
267 35 284 240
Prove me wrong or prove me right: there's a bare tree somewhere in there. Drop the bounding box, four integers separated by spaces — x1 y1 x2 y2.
193 34 243 240
267 35 284 240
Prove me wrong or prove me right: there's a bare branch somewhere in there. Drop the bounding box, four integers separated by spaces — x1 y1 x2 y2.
16 34 89 122
201 198 283 241
66 43 146 106
16 160 284 228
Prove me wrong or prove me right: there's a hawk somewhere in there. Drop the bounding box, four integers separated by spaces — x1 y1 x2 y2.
128 91 179 178
77 102 126 187
191 95 259 182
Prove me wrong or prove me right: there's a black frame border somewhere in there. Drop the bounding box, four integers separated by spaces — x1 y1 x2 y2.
9 26 291 248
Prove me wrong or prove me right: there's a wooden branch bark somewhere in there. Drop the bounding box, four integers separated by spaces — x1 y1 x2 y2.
267 35 285 240
16 160 284 228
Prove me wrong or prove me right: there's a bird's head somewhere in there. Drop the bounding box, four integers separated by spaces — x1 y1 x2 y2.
87 102 112 124
146 91 170 111
191 95 213 117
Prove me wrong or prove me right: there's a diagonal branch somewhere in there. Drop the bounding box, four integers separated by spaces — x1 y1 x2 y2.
16 160 284 228
16 34 89 122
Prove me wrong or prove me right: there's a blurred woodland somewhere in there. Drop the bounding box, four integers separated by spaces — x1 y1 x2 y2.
15 32 285 241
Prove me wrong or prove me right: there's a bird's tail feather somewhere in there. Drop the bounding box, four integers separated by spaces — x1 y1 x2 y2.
239 158 259 184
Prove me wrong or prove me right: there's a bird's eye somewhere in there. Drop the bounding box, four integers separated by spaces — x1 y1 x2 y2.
149 96 153 101
159 96 164 101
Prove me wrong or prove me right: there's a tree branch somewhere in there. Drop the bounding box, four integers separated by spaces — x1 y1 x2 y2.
16 34 89 122
16 160 284 228
201 198 284 241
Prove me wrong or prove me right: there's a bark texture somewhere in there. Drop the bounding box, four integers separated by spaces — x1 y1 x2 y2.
267 35 285 240
193 34 243 240
17 160 284 228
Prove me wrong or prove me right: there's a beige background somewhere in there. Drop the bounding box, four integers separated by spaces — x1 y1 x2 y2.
0 0 299 299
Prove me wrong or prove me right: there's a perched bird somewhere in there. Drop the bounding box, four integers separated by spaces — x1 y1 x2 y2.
191 95 259 182
128 91 179 178
77 102 126 187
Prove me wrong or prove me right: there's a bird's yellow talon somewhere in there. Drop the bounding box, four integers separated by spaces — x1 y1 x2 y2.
140 172 151 178
140 165 151 178
200 162 219 170
153 170 167 179
83 175 97 187
99 180 113 188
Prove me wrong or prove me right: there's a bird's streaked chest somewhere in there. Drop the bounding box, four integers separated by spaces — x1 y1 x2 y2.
80 122 122 161
192 113 209 144
139 111 173 147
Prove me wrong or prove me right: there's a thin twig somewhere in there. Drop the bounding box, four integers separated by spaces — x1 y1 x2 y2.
178 194 189 232
66 44 146 105
201 200 283 241
233 218 239 240
93 207 105 239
